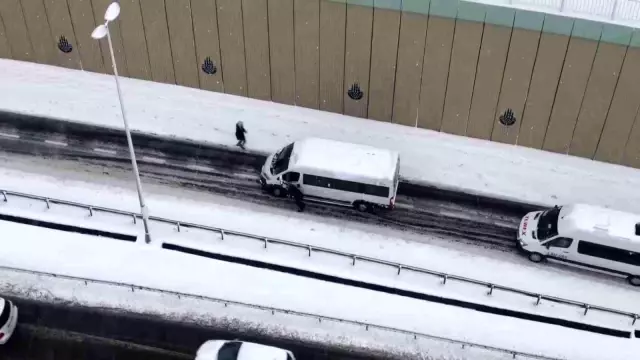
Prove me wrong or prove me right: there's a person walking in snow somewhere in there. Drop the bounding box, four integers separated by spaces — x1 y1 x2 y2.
286 182 305 212
235 121 247 149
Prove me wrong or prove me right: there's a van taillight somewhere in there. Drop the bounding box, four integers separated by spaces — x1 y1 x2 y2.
0 332 4 340
390 197 395 209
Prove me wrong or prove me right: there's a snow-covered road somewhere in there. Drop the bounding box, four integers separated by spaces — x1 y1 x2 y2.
2 59 640 213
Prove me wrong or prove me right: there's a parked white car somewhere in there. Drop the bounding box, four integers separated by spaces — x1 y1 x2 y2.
0 297 18 344
195 340 295 360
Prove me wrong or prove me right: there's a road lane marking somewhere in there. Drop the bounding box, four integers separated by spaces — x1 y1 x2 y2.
44 140 68 146
187 164 214 172
93 148 118 155
0 132 19 139
142 156 166 164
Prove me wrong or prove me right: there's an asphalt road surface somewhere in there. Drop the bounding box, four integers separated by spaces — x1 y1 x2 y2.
0 116 535 251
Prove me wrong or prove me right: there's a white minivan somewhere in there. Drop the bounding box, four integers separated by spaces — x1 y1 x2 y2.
0 297 18 344
516 204 640 285
259 138 400 212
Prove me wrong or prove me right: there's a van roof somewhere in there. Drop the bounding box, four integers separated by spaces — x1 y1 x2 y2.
559 204 640 244
289 138 399 185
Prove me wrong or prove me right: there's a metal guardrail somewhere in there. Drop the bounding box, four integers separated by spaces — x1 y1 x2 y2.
0 264 561 360
1 189 638 327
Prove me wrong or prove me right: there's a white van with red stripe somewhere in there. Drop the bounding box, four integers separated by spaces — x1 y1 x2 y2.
517 204 640 286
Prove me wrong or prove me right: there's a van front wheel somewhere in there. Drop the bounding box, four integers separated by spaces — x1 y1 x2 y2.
527 252 545 263
272 186 286 198
627 276 640 286
353 201 370 213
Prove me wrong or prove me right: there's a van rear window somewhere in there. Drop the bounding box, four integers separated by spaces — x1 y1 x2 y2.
577 241 640 266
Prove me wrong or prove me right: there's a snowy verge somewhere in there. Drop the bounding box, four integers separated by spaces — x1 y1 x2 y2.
0 266 547 360
1 60 640 213
1 222 639 360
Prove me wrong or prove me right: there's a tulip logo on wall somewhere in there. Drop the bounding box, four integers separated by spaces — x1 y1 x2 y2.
202 57 217 75
348 83 363 100
58 36 73 53
499 108 516 126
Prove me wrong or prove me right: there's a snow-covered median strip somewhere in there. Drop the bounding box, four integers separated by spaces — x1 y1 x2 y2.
2 188 637 335
0 266 554 360
2 59 640 213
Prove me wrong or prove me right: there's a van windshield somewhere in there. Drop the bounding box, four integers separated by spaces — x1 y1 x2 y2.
537 206 561 240
271 143 294 175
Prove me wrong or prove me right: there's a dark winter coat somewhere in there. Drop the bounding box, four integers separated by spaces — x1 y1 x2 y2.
235 123 247 141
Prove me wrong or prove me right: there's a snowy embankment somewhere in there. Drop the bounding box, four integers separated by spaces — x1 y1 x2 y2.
1 219 639 360
1 156 640 359
1 59 640 213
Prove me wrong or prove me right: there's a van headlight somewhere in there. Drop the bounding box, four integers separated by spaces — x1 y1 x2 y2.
518 239 527 247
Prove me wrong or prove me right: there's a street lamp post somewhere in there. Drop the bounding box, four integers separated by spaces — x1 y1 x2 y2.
92 2 152 244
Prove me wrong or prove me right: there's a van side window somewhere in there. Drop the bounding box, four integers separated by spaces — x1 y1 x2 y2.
283 172 300 182
302 174 389 197
577 241 640 266
548 237 573 249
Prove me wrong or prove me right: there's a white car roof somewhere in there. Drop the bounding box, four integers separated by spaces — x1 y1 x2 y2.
559 204 640 245
289 138 399 185
237 342 288 360
195 340 289 360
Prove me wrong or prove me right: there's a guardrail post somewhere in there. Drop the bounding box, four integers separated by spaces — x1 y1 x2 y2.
442 274 447 285
397 265 402 275
488 284 494 296
1 191 6 202
318 318 322 323
308 246 312 257
352 256 357 266
264 238 268 249
88 207 94 217
132 214 137 224
633 314 638 326
220 230 225 240
45 198 50 209
512 352 516 359
176 222 181 232
584 304 590 316
536 295 541 306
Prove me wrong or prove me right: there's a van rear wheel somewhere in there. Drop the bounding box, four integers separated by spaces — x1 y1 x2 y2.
527 252 545 263
627 276 640 286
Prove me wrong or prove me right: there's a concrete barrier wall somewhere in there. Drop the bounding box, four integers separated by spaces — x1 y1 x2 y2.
1 0 640 169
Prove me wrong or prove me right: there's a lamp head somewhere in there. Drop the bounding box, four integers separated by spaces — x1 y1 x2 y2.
105 2 121 21
91 24 108 39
